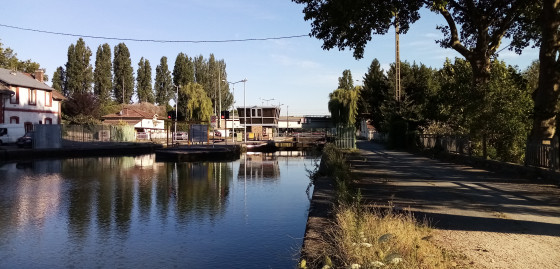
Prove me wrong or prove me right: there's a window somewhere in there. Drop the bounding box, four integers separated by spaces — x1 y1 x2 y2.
24 122 33 132
10 88 19 104
10 116 19 124
29 89 37 105
251 108 262 117
45 91 52 107
44 118 52 124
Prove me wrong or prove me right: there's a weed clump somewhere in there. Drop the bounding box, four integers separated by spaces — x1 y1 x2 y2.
303 143 455 268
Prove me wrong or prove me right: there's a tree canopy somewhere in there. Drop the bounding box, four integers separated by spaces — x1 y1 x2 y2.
94 43 112 105
113 43 134 104
65 38 93 96
155 56 173 106
329 70 360 126
0 40 45 76
136 57 154 103
293 0 533 88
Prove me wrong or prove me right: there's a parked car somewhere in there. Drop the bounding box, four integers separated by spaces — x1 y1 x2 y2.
16 131 34 148
174 132 188 140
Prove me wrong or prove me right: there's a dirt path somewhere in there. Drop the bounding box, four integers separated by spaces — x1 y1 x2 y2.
349 141 560 269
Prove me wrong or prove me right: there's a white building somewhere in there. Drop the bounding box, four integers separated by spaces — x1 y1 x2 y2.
0 68 65 132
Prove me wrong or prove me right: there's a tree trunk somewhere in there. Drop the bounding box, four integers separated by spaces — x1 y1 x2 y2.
528 0 560 143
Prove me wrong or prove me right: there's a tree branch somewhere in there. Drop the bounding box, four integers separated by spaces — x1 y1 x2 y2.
439 6 472 59
488 1 529 54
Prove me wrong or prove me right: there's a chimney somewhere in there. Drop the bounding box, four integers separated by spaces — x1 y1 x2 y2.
34 69 44 82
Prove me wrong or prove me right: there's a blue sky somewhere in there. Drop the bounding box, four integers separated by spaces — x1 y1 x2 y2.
1 0 538 116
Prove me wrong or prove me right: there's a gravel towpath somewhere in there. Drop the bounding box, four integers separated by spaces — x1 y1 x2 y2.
349 141 560 269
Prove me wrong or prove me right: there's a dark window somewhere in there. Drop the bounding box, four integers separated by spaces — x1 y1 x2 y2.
10 116 19 124
24 122 33 132
10 88 19 104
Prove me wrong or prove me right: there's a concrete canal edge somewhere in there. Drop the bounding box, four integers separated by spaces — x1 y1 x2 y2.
155 145 242 162
0 143 163 162
301 176 336 264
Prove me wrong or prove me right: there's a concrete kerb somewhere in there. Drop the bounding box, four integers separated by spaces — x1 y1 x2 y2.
301 176 336 265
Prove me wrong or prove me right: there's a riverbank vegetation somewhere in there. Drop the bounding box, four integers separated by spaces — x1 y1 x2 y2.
302 144 455 268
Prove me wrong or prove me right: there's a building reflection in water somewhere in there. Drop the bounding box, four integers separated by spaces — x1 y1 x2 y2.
0 154 231 242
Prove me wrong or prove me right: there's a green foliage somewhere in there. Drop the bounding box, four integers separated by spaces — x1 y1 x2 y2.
181 82 213 122
338 69 354 90
358 59 390 131
329 70 360 127
113 43 134 104
0 40 45 76
52 66 66 93
155 56 173 106
434 58 533 162
173 53 195 87
94 43 112 105
136 57 154 103
65 38 93 96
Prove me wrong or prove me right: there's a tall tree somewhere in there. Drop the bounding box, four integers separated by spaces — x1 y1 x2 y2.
52 66 66 94
65 38 93 96
360 59 391 131
173 53 195 87
526 1 560 141
193 55 208 85
94 43 112 105
181 82 213 122
113 43 134 104
293 0 533 93
155 56 173 106
329 70 360 126
338 69 354 90
136 57 154 103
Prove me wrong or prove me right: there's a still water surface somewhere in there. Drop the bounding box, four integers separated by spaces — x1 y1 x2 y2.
0 152 316 268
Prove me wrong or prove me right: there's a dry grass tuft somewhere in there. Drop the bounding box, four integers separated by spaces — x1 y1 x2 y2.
315 205 455 269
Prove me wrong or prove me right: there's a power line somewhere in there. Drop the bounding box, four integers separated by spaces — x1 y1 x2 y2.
0 23 309 43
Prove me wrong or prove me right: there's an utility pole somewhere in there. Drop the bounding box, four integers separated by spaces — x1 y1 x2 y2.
395 15 401 102
218 68 222 129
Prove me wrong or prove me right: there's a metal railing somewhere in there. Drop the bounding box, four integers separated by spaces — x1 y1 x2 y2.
525 136 559 170
419 134 472 156
62 125 136 142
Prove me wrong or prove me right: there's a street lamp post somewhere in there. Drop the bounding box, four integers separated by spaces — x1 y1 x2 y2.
224 79 245 143
242 79 247 143
174 85 179 145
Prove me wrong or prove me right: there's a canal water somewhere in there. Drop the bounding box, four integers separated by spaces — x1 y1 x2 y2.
0 152 317 268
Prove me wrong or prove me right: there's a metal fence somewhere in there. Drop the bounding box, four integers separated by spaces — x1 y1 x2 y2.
525 136 559 170
334 125 356 149
419 134 472 155
62 125 136 142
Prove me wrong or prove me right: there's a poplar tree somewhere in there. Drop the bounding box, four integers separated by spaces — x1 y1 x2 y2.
155 56 173 106
52 66 66 94
136 57 154 103
113 43 134 104
94 43 112 105
65 38 93 96
173 53 194 87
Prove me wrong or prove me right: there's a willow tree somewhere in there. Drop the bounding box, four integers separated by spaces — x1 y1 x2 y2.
181 82 212 122
329 70 360 126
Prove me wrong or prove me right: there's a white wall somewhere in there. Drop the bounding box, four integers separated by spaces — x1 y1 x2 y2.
3 86 61 126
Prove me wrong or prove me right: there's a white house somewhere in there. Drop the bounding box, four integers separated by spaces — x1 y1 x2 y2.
0 68 65 132
101 106 166 139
